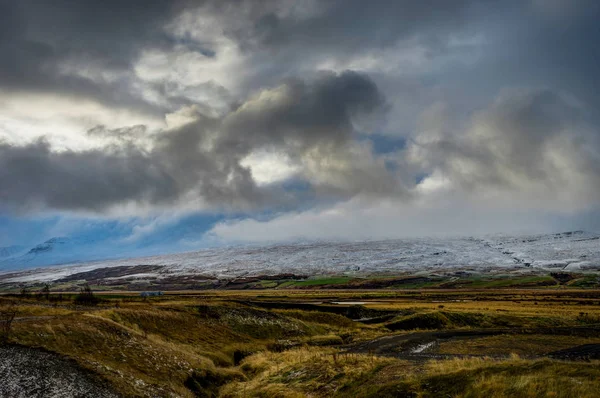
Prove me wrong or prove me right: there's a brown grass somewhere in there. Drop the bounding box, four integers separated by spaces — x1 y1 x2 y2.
437 334 600 356
221 347 398 397
423 357 600 398
2 289 600 397
224 351 600 398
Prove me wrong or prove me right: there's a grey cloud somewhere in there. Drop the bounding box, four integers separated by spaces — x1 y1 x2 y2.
221 71 387 150
200 0 600 143
2 0 600 219
408 89 600 203
0 0 184 115
190 0 501 98
205 0 600 148
0 139 178 213
210 0 491 53
439 0 600 129
154 71 396 205
0 0 177 73
216 71 398 198
87 125 149 142
0 72 393 213
4 0 598 134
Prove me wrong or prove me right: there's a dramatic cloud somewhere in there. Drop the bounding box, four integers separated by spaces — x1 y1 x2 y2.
1 0 599 248
209 87 600 243
407 89 600 210
208 197 562 243
0 72 392 213
0 138 177 213
0 1 182 115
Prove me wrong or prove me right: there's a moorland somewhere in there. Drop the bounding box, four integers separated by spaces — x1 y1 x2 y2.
1 283 600 397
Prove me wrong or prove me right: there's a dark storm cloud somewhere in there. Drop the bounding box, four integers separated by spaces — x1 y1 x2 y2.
191 0 503 96
438 0 600 123
216 71 400 198
0 0 182 113
221 71 387 150
509 3 600 119
0 72 390 212
199 0 494 53
249 0 485 50
2 0 600 216
0 138 177 212
0 0 487 109
154 70 396 205
4 0 598 121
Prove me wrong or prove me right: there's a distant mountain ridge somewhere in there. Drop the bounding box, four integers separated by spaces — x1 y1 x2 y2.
0 245 26 258
27 237 70 255
0 236 120 271
1 230 599 277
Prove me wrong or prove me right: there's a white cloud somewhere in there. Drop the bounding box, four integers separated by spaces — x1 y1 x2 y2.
316 34 484 77
406 88 600 212
240 150 300 185
0 92 163 149
207 194 560 244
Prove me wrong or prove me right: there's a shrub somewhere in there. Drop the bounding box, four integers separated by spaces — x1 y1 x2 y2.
185 367 244 397
73 284 101 306
37 284 50 300
307 334 344 346
0 301 17 343
386 312 450 331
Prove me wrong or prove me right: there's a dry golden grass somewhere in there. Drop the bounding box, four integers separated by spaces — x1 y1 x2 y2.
365 299 600 320
166 288 600 322
2 289 599 397
437 334 600 356
11 312 213 397
12 304 74 317
7 300 270 396
221 347 398 397
224 347 600 398
425 354 524 374
423 357 600 398
5 297 368 396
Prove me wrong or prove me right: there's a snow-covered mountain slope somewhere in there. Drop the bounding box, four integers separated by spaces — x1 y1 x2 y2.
0 236 131 271
481 231 600 271
26 237 70 255
0 245 25 258
1 231 598 284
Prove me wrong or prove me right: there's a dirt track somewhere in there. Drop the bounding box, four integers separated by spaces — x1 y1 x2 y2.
345 325 600 361
548 344 600 360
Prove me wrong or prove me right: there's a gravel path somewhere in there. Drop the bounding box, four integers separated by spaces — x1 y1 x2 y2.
0 345 119 398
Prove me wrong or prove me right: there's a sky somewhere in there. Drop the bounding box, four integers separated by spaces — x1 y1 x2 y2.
1 0 600 254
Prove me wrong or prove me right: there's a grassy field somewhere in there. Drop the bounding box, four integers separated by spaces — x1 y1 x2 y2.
1 286 600 397
3 270 599 293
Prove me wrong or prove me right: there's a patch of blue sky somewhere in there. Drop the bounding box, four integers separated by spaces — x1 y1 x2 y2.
360 133 406 154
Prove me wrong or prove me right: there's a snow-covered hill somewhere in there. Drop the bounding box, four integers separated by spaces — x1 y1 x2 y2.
0 245 26 258
0 236 134 271
1 231 598 284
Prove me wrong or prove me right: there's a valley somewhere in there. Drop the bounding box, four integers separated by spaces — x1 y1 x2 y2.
1 288 600 397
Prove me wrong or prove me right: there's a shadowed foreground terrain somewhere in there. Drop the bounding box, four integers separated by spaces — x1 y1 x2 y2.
1 287 600 397
0 345 118 398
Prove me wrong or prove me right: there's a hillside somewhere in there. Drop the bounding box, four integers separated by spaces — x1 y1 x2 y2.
1 289 600 397
0 231 598 290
